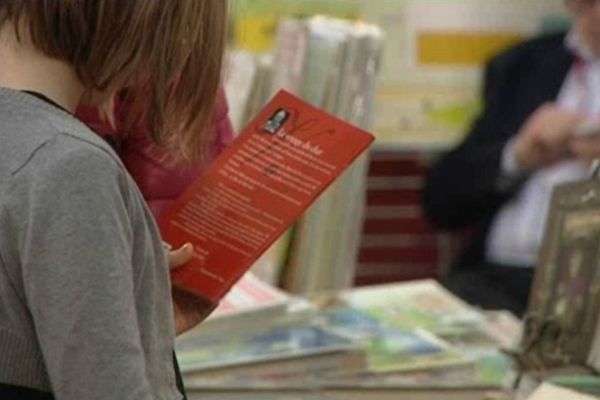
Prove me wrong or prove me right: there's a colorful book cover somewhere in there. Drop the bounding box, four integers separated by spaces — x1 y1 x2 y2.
340 280 484 336
176 325 357 373
319 307 471 373
159 90 374 301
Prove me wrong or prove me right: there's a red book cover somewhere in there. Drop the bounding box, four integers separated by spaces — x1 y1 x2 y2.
159 90 375 301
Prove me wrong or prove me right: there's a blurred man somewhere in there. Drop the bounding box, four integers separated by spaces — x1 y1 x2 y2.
423 0 600 315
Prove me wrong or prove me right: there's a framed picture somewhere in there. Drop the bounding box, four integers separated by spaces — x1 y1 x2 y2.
521 180 600 369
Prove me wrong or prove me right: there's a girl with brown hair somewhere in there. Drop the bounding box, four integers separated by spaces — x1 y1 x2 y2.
0 1 227 399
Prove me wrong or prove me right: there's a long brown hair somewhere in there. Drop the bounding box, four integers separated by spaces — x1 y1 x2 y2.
0 0 228 162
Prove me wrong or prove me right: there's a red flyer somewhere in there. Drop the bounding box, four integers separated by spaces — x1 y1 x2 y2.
159 90 375 301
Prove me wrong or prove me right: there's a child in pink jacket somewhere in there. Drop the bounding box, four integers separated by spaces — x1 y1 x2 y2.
76 89 234 218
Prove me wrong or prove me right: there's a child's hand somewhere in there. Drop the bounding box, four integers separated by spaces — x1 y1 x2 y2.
168 244 217 335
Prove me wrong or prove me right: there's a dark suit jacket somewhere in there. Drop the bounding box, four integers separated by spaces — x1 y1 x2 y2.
422 32 574 270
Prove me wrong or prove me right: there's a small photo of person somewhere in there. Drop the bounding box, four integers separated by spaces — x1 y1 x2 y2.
263 108 290 134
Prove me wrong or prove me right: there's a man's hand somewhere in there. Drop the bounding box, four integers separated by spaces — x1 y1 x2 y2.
168 244 217 335
570 134 600 163
514 103 584 171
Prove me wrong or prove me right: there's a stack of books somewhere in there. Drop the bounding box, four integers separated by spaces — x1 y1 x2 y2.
187 272 312 337
176 279 521 399
279 17 383 295
224 16 384 294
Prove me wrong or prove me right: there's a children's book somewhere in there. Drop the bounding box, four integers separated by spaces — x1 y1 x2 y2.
318 307 471 374
175 324 357 373
159 90 374 301
339 279 485 337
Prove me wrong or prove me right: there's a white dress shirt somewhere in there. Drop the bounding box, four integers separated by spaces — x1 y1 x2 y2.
486 30 600 267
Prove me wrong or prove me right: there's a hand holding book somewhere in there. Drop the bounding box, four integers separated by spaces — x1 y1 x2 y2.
168 243 216 335
159 91 374 314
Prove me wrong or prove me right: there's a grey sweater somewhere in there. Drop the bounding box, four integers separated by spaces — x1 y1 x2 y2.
0 87 181 400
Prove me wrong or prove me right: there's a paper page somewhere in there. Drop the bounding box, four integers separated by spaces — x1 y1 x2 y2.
527 383 598 400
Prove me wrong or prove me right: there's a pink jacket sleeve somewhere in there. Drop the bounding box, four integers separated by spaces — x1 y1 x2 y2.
76 89 234 219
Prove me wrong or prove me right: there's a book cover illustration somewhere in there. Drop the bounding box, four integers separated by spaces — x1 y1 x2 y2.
176 325 356 373
340 280 484 336
318 307 471 373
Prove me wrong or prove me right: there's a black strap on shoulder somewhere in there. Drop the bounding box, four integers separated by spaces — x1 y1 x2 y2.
0 383 54 400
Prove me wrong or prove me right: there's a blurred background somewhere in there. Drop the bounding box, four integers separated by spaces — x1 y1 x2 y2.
225 0 568 293
177 3 600 399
